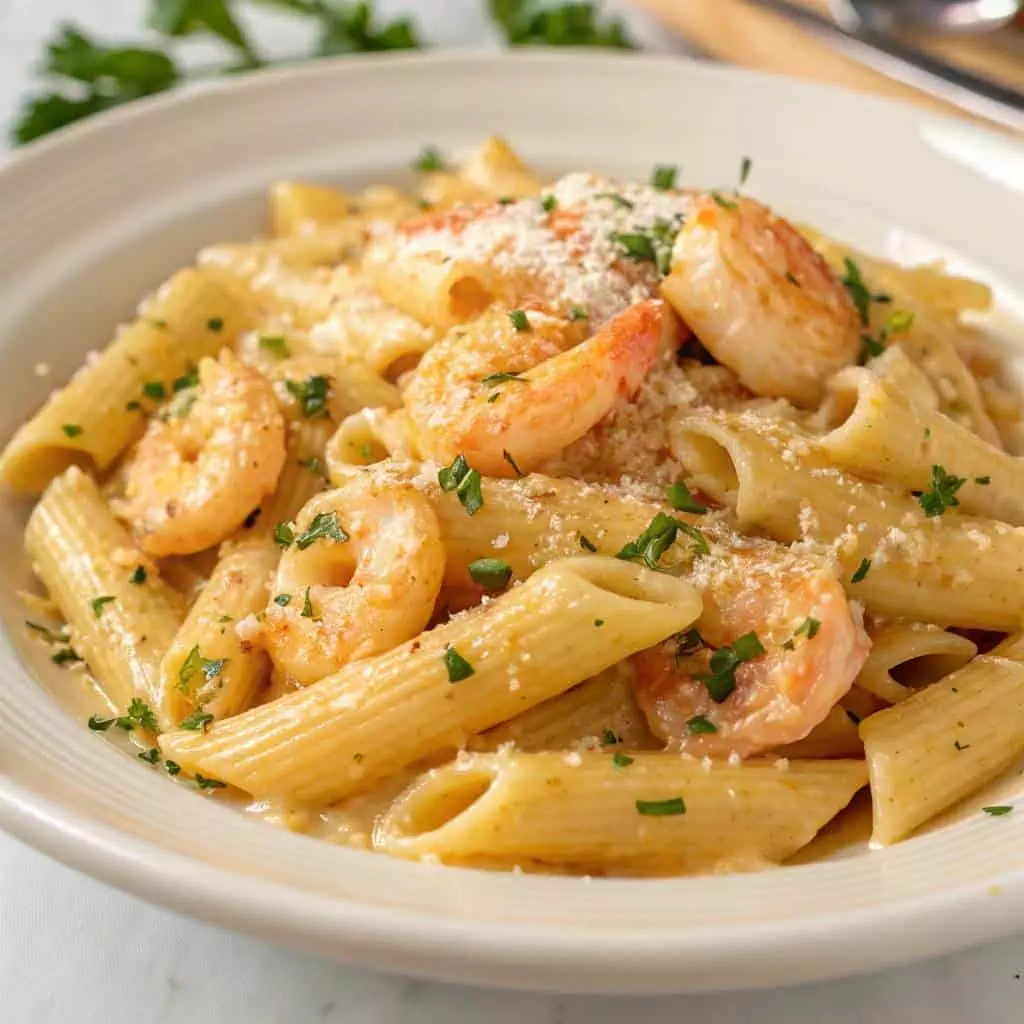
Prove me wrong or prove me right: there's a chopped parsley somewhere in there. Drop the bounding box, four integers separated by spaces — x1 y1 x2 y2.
610 217 680 276
413 144 445 171
285 374 331 418
861 309 915 361
194 774 226 791
612 752 634 768
635 797 686 817
697 632 765 703
259 334 291 358
918 465 966 518
172 364 199 392
438 454 484 516
651 164 677 191
667 480 707 515
709 191 737 211
273 593 292 607
179 710 214 731
579 533 598 552
783 616 821 649
206 317 224 332
674 629 705 660
480 371 527 386
125 400 142 412
25 620 70 644
596 191 634 210
300 586 315 619
851 558 872 584
739 156 752 188
88 697 158 734
841 257 890 325
567 306 588 322
502 449 524 477
468 557 512 590
177 646 228 694
142 380 166 401
540 193 557 213
616 512 709 570
299 456 320 474
443 645 475 683
138 747 161 765
51 648 82 666
975 476 991 486
295 511 349 550
61 423 83 438
601 729 621 746
508 309 530 332
594 619 604 627
129 565 147 585
90 595 115 617
165 760 182 777
274 521 295 548
983 805 1013 816
954 739 971 752
687 715 717 735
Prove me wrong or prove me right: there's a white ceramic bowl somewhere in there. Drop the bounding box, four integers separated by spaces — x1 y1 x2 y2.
2 53 1024 995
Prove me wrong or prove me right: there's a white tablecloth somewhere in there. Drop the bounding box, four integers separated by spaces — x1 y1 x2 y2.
1 2 1022 1020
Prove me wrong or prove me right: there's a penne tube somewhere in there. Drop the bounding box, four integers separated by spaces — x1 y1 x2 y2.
0 269 253 492
474 665 659 752
25 468 184 718
822 361 1024 524
375 751 867 873
159 557 701 803
675 414 1024 629
869 344 939 411
856 621 977 704
860 633 1024 845
269 181 358 236
456 136 544 199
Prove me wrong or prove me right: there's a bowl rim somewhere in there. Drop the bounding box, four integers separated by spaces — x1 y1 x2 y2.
3 49 1024 994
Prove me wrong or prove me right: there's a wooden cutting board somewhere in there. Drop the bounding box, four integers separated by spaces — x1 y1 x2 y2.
633 0 1024 131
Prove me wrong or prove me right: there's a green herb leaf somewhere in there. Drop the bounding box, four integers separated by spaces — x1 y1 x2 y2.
274 522 295 548
172 364 199 392
696 632 765 703
443 645 475 683
150 0 261 66
687 714 717 735
259 334 291 358
52 648 82 666
301 586 315 619
129 565 147 585
508 308 531 332
177 645 228 694
975 476 991 486
983 805 1013 816
596 191 634 210
90 595 115 617
490 0 634 48
25 620 70 644
468 557 513 590
138 747 161 765
851 558 872 584
313 2 421 57
413 144 445 171
88 714 115 732
739 156 752 187
480 371 528 386
635 796 686 816
61 423 83 438
295 511 349 550
540 193 557 212
610 217 680 276
194 773 226 791
120 697 158 733
579 533 598 552
142 380 166 401
612 752 634 768
165 759 182 776
667 481 707 514
918 464 966 518
651 164 677 190
616 512 709 570
709 191 737 211
502 449 524 478
179 710 214 731
438 454 484 516
206 316 224 332
285 374 331 417
567 306 588 321
274 593 292 607
601 729 621 745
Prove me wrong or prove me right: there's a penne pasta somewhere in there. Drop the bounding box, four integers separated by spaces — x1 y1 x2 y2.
269 181 357 236
158 557 701 803
25 467 184 719
375 750 867 873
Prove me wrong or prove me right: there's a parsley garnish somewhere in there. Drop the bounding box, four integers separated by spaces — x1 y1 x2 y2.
612 752 634 768
709 191 737 211
954 739 971 751
975 476 991 486
206 317 223 332
851 558 872 584
596 191 634 210
697 632 765 703
918 464 966 517
138 747 161 765
299 456 321 474
274 593 292 607
674 629 705 659
567 306 588 321
502 449 524 477
165 760 182 777
508 309 530 332
610 217 680 276
651 165 677 191
90 595 115 617
285 375 331 417
259 334 291 358
172 364 198 392
480 371 527 386
601 729 621 745
594 619 604 627
739 156 752 188
841 257 890 325
177 646 228 694
616 512 709 570
636 797 686 816
274 522 295 548
142 380 166 401
61 423 83 438
413 145 445 171
52 648 82 666
579 534 598 552
540 194 557 213
88 697 158 734
179 710 214 731
783 616 821 649
295 511 349 550
443 645 475 683
129 565 147 585
667 481 707 514
687 715 717 735
468 558 512 590
861 309 915 362
25 621 70 644
983 805 1013 816
300 586 315 619
438 454 484 516
194 774 226 791
491 2 633 47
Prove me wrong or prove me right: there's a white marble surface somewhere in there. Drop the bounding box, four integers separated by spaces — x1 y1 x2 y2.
2 2 1024 1021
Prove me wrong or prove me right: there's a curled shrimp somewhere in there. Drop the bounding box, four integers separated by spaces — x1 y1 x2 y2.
120 351 286 556
403 299 670 477
631 545 869 757
258 475 445 685
663 195 860 407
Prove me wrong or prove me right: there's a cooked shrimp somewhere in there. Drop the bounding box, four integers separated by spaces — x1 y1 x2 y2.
259 475 445 685
119 351 286 556
631 544 869 757
662 195 860 407
403 299 670 477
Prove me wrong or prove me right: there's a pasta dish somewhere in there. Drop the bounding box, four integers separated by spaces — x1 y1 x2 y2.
4 136 1023 876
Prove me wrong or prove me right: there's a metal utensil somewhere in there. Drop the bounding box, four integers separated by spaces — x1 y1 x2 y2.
831 0 1023 34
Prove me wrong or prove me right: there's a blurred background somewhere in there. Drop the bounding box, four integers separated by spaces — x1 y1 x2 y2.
2 0 1023 148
